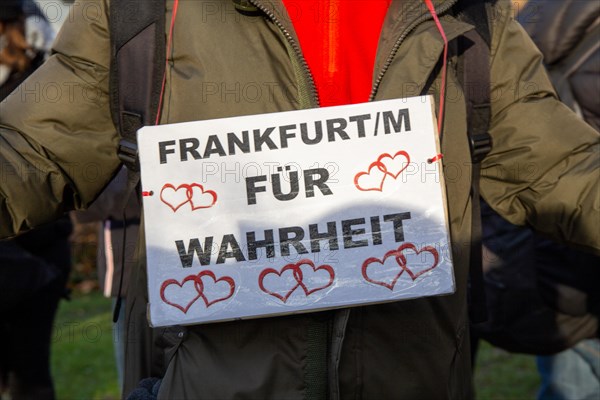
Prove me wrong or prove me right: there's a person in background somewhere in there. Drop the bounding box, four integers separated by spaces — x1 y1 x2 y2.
471 1 599 399
518 1 600 399
0 0 49 98
0 2 71 399
73 167 141 394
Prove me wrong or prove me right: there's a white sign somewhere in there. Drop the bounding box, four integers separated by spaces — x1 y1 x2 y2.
138 96 455 327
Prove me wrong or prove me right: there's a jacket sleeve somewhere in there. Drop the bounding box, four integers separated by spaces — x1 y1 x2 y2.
72 166 140 223
480 0 600 255
0 0 120 238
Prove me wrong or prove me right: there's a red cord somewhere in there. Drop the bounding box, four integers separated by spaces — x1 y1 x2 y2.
155 0 180 125
423 0 448 136
423 0 448 165
427 154 444 164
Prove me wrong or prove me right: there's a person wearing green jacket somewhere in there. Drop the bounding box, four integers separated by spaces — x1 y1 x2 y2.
1 0 598 399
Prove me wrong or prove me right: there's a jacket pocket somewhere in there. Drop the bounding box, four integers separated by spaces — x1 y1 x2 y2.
155 325 186 370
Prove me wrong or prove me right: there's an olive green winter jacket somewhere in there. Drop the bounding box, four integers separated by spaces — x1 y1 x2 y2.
1 0 598 399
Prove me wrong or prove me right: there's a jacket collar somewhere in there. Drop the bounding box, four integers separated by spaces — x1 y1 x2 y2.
247 0 473 102
248 0 464 63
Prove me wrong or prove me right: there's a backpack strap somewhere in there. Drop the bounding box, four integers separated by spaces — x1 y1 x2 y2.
108 0 167 320
456 0 494 323
109 0 167 171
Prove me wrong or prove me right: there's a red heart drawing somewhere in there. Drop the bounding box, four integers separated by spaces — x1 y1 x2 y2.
160 275 202 313
377 151 411 179
354 161 388 192
258 264 302 303
188 183 218 210
196 270 235 307
294 259 335 295
159 183 218 212
396 243 440 280
361 248 406 290
160 184 191 212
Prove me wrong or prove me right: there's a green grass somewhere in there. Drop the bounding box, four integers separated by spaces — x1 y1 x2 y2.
51 292 120 400
474 341 540 399
51 292 539 399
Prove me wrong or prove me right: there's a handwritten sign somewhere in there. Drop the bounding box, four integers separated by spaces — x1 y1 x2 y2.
138 96 455 327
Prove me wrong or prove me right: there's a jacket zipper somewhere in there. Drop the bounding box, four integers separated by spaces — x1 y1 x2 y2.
251 0 457 106
249 0 320 107
369 0 458 101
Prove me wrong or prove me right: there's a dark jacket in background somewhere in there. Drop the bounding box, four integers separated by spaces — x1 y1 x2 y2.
472 0 600 354
517 0 600 319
